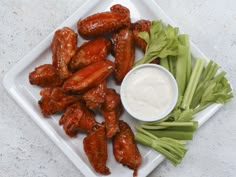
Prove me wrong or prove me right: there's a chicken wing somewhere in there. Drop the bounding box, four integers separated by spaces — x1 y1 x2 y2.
59 102 97 137
113 121 142 177
51 27 77 79
38 87 80 117
83 124 110 175
63 60 114 93
77 5 130 37
101 88 123 138
70 38 112 71
132 19 151 52
82 80 107 110
29 64 64 88
113 27 135 84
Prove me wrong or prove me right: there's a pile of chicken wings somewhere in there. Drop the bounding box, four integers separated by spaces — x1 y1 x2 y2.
29 4 153 177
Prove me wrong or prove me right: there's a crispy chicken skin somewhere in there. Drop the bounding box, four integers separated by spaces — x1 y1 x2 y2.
113 27 135 84
63 60 114 93
110 4 130 16
102 89 121 111
132 19 151 52
77 5 130 37
29 64 64 88
113 121 142 177
101 88 123 138
51 27 77 79
59 102 97 137
70 38 112 71
38 87 80 117
83 124 110 175
82 80 107 110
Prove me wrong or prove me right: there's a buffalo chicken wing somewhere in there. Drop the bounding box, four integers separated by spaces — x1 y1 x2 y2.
82 80 107 110
83 124 110 175
63 60 114 93
77 5 130 37
101 88 123 138
59 103 97 137
29 64 64 88
38 87 80 117
113 121 142 177
113 28 135 84
51 27 77 79
70 38 112 71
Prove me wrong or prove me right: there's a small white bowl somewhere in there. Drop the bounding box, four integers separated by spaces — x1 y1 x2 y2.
120 64 178 122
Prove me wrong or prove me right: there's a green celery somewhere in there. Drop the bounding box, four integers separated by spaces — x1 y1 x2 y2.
193 61 219 101
175 35 191 96
148 130 194 140
135 127 187 166
168 56 176 76
134 21 179 66
134 21 234 167
191 61 232 109
138 121 198 131
181 58 205 109
176 109 194 122
160 58 170 71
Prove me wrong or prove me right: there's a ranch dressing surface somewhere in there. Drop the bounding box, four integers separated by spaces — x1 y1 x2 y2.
123 66 174 119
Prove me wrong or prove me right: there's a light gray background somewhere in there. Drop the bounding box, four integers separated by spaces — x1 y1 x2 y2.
1 0 236 177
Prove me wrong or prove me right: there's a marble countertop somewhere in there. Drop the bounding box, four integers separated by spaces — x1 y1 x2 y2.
1 0 236 177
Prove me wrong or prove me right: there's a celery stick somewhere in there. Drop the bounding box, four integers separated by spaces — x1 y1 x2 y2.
181 58 205 109
135 127 186 165
138 121 198 131
168 56 176 76
148 130 193 140
139 124 167 130
204 62 219 81
179 34 191 83
213 71 226 82
190 86 205 109
176 44 187 96
200 75 233 105
202 60 213 78
175 34 191 96
166 122 198 131
140 121 197 128
191 63 219 106
193 104 211 114
160 58 170 71
176 109 194 122
190 62 218 109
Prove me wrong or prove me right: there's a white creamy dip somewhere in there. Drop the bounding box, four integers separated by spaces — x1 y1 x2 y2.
121 64 178 121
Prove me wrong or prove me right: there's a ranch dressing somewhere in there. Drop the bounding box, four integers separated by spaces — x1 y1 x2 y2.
121 65 177 120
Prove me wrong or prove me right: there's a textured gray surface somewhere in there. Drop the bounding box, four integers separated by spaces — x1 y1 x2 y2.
0 0 235 177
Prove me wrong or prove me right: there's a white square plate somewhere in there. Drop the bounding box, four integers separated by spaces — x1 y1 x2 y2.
3 0 223 177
